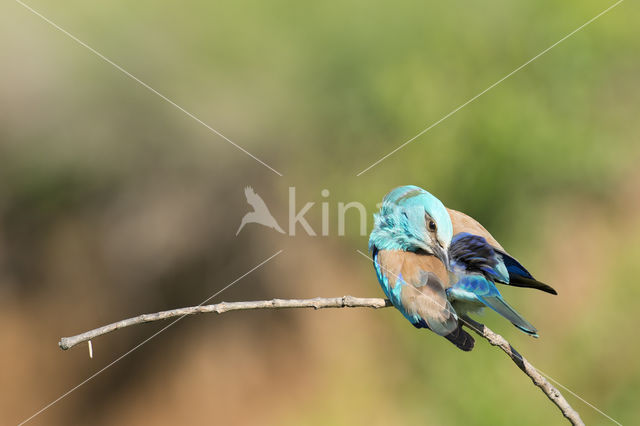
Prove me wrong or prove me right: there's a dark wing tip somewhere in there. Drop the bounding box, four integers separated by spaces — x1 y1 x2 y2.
509 276 558 295
498 251 558 295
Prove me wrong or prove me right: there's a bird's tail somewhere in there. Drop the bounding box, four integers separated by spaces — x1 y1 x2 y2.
478 295 538 337
444 325 475 351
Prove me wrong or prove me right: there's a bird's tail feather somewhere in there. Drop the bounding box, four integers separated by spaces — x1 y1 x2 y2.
444 325 475 351
478 295 538 337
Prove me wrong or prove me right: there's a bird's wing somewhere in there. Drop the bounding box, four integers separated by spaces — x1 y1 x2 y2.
244 186 269 211
448 275 538 336
448 208 557 295
447 208 504 250
449 232 510 283
375 250 458 336
495 250 558 295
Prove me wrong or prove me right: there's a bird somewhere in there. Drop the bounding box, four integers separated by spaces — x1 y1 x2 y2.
445 208 557 337
369 185 556 351
236 186 285 235
369 185 475 351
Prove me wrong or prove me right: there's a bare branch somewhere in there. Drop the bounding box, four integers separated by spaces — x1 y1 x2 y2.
58 296 391 350
460 316 584 425
59 296 583 425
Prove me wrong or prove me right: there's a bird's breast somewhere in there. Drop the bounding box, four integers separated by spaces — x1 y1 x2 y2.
376 249 450 289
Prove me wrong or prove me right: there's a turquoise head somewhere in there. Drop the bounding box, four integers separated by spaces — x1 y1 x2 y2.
369 185 453 264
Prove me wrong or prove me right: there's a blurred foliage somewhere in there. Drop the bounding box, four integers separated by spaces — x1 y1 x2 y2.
1 0 639 425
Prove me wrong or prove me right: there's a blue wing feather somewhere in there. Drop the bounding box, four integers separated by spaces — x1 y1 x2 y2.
497 251 558 295
450 232 557 295
448 275 538 336
449 233 509 283
448 233 540 336
500 252 534 279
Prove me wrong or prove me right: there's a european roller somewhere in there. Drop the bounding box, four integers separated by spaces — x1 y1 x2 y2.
369 185 556 351
369 185 475 351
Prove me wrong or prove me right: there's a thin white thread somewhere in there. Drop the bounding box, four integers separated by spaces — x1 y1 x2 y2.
356 249 621 425
14 0 283 176
18 250 284 425
538 368 622 426
356 0 624 176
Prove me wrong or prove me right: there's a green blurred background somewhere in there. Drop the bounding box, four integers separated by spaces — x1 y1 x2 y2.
1 0 638 424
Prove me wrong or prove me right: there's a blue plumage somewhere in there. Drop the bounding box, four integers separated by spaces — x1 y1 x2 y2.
369 186 473 350
447 275 538 337
448 232 539 337
369 185 551 351
501 252 533 279
449 233 509 283
369 185 452 258
497 251 558 295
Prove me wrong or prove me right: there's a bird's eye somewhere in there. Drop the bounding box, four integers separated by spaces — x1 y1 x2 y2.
428 220 437 232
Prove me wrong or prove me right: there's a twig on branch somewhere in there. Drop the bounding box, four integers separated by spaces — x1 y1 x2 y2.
59 296 583 425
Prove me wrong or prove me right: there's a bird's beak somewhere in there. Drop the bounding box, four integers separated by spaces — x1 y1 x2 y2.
433 242 449 266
